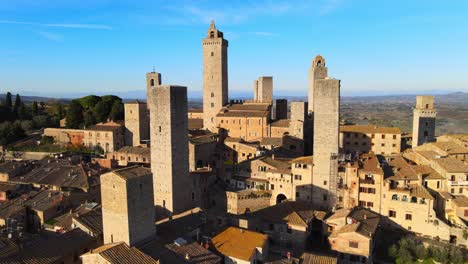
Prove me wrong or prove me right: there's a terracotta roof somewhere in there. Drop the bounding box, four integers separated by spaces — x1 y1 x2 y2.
302 252 337 264
270 119 290 128
391 184 433 200
85 242 158 264
88 121 123 131
73 209 103 236
340 125 401 134
188 109 203 113
329 208 380 239
325 208 350 221
431 141 467 154
433 157 468 173
452 195 468 207
252 201 322 227
113 166 151 181
166 241 221 264
260 137 283 146
216 111 268 118
411 165 444 180
115 146 150 155
290 156 313 165
359 153 383 174
212 227 267 261
260 156 291 171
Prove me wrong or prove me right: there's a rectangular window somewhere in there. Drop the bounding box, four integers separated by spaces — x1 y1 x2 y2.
270 184 274 190
405 214 412 220
359 201 366 207
367 201 374 207
294 175 302 180
389 210 396 218
382 135 385 139
349 241 359 248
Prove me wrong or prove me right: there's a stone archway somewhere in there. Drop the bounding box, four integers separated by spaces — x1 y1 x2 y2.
276 194 287 204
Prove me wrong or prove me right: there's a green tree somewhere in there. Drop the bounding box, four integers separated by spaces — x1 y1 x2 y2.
40 135 54 145
32 115 51 129
414 244 428 260
5 92 12 110
20 120 34 132
388 244 399 259
54 103 64 119
32 101 39 116
93 100 111 123
109 100 123 121
13 94 21 115
84 111 97 127
66 100 84 129
77 95 101 109
18 103 29 120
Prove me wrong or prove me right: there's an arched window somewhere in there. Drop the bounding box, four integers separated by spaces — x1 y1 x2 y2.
392 194 398 201
411 197 418 203
211 92 214 97
317 60 322 66
402 195 408 202
210 31 215 38
150 79 155 86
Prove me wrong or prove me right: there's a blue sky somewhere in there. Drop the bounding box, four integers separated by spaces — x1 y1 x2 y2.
0 0 467 98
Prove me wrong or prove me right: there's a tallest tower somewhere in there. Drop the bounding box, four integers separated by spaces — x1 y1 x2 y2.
203 21 228 132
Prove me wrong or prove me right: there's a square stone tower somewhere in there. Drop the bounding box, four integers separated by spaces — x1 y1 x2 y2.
312 78 340 210
203 21 228 132
101 166 155 246
275 99 288 120
308 55 328 113
289 102 308 140
146 71 162 109
124 101 149 146
412 95 437 148
149 85 192 215
253 76 273 103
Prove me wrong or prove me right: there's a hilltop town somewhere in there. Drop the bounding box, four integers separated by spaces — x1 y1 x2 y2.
0 21 467 264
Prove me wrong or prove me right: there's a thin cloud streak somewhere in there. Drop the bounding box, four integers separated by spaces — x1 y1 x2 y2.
0 20 112 30
37 31 63 41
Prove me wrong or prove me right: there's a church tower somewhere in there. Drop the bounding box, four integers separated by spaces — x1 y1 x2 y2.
412 96 437 148
308 55 328 113
146 71 162 110
203 21 228 132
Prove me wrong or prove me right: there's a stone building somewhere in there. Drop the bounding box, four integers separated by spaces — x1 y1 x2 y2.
253 76 273 103
124 101 149 146
339 125 401 155
412 95 437 148
101 166 155 246
308 55 328 113
146 71 162 109
149 85 192 215
289 102 308 140
216 102 271 141
44 121 125 153
107 146 150 166
203 21 228 132
312 78 340 209
274 99 288 120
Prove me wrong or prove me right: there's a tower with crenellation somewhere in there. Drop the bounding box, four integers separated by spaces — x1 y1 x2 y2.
412 95 437 148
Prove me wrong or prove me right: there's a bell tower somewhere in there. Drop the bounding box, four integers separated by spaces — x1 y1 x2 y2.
308 55 328 113
202 21 228 132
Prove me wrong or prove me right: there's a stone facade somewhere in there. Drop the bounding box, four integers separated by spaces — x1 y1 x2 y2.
226 190 271 214
101 166 155 246
308 55 328 113
289 102 308 140
253 76 273 103
412 95 436 148
124 101 149 146
312 78 340 209
149 85 192 215
203 21 228 132
339 125 401 155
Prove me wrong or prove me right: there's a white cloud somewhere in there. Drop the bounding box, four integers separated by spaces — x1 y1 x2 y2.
0 20 112 30
37 31 63 41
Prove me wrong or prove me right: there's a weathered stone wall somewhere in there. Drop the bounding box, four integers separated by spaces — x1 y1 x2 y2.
149 85 192 214
412 96 436 148
308 55 328 113
124 102 149 146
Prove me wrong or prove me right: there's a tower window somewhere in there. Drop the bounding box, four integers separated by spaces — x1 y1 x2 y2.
150 79 155 86
425 104 429 109
424 131 428 137
211 103 214 108
211 52 214 56
210 31 214 38
159 126 161 132
211 92 214 97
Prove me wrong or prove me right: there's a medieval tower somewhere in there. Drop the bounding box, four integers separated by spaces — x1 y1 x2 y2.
146 71 162 109
253 76 273 103
203 21 228 132
149 85 192 215
308 55 328 113
101 166 155 246
412 95 437 148
312 78 340 210
124 101 149 146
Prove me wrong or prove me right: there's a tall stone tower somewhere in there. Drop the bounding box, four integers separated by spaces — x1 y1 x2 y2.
149 85 192 215
412 96 436 148
253 76 273 103
203 21 228 132
289 102 308 140
101 166 155 246
308 55 328 113
312 78 340 210
124 101 149 146
146 71 162 109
